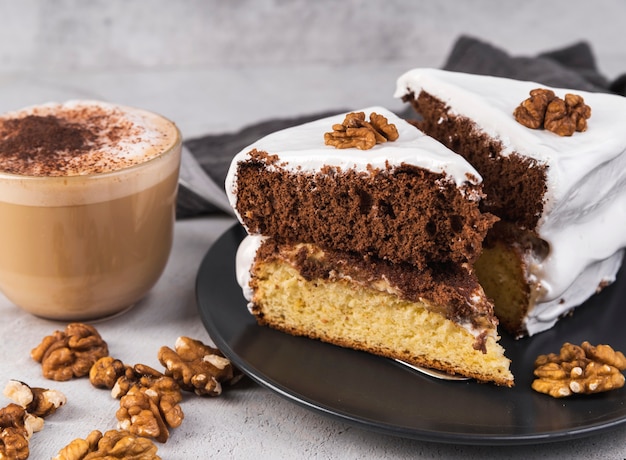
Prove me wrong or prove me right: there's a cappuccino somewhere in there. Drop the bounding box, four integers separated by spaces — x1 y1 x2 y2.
0 101 182 320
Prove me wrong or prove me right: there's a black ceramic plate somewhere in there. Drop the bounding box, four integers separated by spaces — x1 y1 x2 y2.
196 224 626 445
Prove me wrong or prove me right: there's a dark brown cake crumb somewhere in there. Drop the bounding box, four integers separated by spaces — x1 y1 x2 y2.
404 91 548 231
235 152 497 269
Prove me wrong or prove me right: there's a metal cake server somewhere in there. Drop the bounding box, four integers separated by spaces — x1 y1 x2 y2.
394 359 471 381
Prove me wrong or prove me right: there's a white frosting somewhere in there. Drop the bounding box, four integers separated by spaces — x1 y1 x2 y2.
225 106 484 224
395 68 626 335
235 234 264 309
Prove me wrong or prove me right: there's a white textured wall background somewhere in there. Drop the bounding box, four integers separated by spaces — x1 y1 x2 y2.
1 0 624 74
0 0 624 136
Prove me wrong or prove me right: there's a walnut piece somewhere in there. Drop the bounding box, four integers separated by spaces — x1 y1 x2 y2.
52 429 102 460
369 112 400 142
157 336 243 396
324 111 399 150
0 403 44 460
31 323 109 381
53 429 161 460
513 88 556 129
513 88 591 136
582 341 626 369
532 341 626 398
116 387 171 443
3 380 67 417
111 364 183 443
89 357 128 390
0 426 30 460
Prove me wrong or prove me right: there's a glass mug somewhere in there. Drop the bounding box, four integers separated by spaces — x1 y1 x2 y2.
0 101 182 320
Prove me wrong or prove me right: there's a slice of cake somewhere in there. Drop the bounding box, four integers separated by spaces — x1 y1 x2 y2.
226 107 513 386
395 68 626 337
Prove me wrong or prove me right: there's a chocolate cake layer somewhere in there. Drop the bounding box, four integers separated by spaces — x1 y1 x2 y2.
234 150 496 270
405 91 547 231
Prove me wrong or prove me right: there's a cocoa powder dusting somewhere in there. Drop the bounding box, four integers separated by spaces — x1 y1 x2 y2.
0 101 164 176
0 115 96 175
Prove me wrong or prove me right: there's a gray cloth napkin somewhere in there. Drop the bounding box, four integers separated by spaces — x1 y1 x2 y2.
177 110 345 218
177 35 625 219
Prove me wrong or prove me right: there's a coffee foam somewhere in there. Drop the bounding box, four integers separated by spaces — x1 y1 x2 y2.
0 100 180 177
0 101 181 207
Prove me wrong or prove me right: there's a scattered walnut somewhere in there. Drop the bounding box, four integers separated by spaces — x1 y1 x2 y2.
0 403 44 441
3 380 67 417
110 364 183 443
89 357 129 390
93 429 160 459
532 341 626 398
0 426 30 460
158 336 243 396
116 387 171 443
53 429 161 460
53 429 103 460
111 364 163 399
324 111 399 150
138 373 184 431
0 403 44 460
513 88 591 136
31 323 109 381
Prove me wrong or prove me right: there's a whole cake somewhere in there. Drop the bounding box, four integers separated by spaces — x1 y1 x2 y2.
395 68 626 337
226 107 514 386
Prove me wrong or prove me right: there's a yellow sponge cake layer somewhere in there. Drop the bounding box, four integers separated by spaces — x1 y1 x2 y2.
244 239 514 387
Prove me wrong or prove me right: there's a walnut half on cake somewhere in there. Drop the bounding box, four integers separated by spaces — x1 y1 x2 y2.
226 107 513 386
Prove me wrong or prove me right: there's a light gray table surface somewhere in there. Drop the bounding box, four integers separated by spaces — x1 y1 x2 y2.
2 1 626 454
1 215 625 460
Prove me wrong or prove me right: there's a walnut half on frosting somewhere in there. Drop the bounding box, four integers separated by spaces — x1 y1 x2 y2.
324 111 399 149
513 88 591 136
